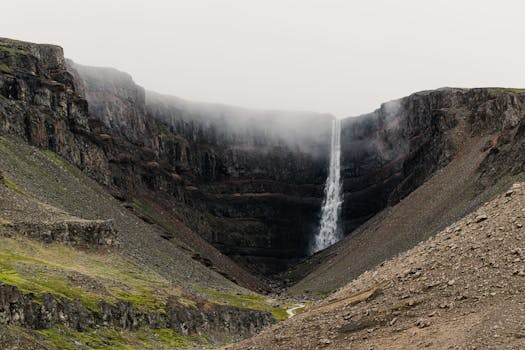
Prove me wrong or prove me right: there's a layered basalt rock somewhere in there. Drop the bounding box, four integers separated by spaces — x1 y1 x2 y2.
0 38 109 184
68 58 525 278
0 282 273 340
3 37 524 285
339 88 525 235
71 62 333 275
3 219 117 246
284 88 525 293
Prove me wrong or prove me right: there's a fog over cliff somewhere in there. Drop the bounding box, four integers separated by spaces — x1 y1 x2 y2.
72 62 334 156
4 1 524 117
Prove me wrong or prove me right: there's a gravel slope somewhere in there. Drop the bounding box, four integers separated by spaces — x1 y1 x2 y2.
229 182 525 349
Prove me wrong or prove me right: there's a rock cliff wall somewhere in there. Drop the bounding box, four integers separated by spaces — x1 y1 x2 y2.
71 62 333 275
0 282 272 340
287 88 525 293
3 37 524 285
339 88 525 236
0 38 109 184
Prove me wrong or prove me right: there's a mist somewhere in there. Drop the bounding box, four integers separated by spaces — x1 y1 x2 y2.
1 0 525 117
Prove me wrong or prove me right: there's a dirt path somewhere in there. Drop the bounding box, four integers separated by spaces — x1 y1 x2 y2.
286 303 306 318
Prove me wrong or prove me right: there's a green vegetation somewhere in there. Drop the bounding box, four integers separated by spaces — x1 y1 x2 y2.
38 326 203 350
131 198 174 232
157 122 172 137
0 215 10 226
0 63 12 73
41 149 66 167
198 288 288 321
0 236 186 313
315 290 332 299
2 176 31 198
271 307 289 321
0 42 30 56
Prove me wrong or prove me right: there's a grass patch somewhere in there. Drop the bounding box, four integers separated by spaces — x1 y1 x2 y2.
38 325 203 350
0 255 101 312
41 149 66 167
151 328 204 349
0 237 187 314
2 176 31 198
197 287 286 321
0 215 11 226
271 307 289 321
315 290 332 299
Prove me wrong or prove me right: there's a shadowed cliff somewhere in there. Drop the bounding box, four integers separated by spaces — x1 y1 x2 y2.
71 61 334 275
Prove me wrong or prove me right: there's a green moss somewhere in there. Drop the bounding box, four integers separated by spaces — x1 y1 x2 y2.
111 289 166 311
315 290 332 298
292 306 305 315
2 176 31 198
271 307 289 321
157 123 172 137
150 328 203 348
131 198 174 232
0 237 189 316
0 63 12 73
198 287 285 321
37 326 204 350
202 288 267 309
41 149 66 166
0 42 30 56
0 256 101 312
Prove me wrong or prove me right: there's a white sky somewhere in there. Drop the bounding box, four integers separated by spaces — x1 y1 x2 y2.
2 0 524 116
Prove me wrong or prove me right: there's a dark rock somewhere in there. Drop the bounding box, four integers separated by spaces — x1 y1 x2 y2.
0 282 273 340
475 215 488 223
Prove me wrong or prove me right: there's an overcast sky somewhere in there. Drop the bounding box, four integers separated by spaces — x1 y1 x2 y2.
2 0 524 116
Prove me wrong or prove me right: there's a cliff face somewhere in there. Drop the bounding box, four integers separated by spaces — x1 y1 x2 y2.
339 88 525 236
0 36 282 347
71 62 333 275
66 57 525 280
0 282 272 340
0 38 109 183
288 88 525 294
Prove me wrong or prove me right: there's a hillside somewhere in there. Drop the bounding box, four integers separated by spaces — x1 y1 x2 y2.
230 182 525 349
0 37 281 349
0 135 279 349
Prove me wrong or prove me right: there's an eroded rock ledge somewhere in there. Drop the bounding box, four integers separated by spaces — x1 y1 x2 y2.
0 282 273 340
1 220 117 246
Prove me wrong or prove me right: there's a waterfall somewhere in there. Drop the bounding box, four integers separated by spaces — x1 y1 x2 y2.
311 118 343 254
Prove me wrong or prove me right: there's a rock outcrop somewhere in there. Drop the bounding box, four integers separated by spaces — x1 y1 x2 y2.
0 282 273 340
3 219 117 246
0 38 109 184
339 88 525 234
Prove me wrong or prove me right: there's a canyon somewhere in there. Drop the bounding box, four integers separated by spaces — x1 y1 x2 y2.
1 37 524 349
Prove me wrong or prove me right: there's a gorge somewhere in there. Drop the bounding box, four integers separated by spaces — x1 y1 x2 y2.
1 37 525 349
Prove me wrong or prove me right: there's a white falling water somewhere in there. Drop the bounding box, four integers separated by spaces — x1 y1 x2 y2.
311 118 343 254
